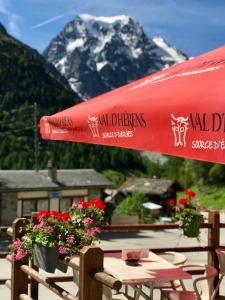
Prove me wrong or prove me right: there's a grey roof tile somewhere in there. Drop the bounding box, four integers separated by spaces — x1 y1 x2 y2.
0 169 113 191
119 177 177 195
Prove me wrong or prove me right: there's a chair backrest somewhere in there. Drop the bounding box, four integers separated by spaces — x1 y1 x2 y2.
193 265 218 300
216 248 225 275
159 251 187 267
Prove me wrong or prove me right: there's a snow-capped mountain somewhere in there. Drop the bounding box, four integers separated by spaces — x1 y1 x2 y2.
44 14 188 100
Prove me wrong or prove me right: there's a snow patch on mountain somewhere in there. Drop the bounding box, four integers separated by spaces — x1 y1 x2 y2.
67 38 84 52
44 14 188 100
153 36 186 65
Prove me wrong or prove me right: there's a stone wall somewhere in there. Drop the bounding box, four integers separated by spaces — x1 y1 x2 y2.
0 192 17 225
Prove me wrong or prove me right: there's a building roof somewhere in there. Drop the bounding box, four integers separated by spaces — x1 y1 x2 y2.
119 177 179 195
0 169 113 191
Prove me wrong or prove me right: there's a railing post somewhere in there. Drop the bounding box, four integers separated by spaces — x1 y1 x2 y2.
208 211 220 266
208 211 220 295
11 218 29 300
79 246 103 300
30 212 39 300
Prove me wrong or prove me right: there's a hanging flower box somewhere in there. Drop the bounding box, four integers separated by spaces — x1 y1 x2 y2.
169 189 205 240
10 198 106 273
33 243 58 273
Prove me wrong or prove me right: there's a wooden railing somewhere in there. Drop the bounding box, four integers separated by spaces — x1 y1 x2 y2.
0 211 223 299
5 218 122 300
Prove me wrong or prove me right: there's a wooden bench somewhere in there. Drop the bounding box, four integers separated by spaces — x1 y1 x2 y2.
111 215 139 225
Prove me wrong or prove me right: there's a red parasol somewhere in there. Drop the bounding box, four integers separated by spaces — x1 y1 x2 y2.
40 44 225 164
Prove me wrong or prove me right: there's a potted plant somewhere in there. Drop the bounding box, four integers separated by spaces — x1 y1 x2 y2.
124 250 141 266
169 189 204 239
10 198 105 273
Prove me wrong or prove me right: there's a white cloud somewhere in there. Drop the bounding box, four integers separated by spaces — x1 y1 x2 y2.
31 14 65 29
0 0 20 37
8 14 20 37
0 0 9 14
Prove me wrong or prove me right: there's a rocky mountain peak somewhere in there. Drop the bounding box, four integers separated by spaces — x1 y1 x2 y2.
44 15 188 100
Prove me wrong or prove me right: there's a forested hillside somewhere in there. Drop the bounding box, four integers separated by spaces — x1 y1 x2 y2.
0 23 148 173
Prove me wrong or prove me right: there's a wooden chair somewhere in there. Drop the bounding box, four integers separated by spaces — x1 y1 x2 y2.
161 264 218 300
212 248 225 299
141 252 187 299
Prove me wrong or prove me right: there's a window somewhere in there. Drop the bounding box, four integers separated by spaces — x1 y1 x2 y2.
22 200 36 217
37 199 49 211
59 198 73 211
21 198 49 217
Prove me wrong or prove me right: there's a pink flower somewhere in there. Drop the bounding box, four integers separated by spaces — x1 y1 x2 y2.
84 226 101 238
10 253 16 261
33 221 44 231
175 206 180 213
71 202 77 209
84 228 94 239
66 235 75 244
82 217 93 225
15 249 26 261
58 246 68 254
12 239 21 249
87 227 95 235
44 226 54 234
93 226 101 234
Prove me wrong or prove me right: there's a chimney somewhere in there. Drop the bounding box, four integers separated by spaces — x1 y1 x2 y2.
47 160 57 182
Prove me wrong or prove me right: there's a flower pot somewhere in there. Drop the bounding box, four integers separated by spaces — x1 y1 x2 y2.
125 259 139 266
33 243 59 273
56 258 68 273
183 219 201 238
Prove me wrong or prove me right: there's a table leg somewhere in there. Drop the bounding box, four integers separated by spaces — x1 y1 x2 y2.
149 282 154 299
130 283 154 300
134 285 141 300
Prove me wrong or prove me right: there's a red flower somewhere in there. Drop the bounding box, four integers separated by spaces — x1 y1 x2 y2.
61 213 70 221
168 199 175 206
188 190 196 198
184 189 196 199
82 201 90 209
90 198 106 210
77 197 84 204
37 210 50 220
178 198 187 205
51 210 62 220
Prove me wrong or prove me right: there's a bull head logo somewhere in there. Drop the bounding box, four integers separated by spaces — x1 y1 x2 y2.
43 117 51 134
171 114 189 147
87 115 100 137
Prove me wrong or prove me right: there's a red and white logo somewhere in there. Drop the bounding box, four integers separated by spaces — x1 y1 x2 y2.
44 117 51 134
171 114 189 147
87 115 100 137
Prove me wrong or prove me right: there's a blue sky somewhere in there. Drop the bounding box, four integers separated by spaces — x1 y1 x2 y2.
0 0 225 57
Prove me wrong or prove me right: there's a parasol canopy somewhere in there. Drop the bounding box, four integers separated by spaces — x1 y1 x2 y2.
40 44 225 164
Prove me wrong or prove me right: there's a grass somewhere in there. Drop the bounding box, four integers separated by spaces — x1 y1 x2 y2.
181 185 225 211
197 185 225 210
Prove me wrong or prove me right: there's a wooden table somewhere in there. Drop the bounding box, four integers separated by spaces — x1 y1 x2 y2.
104 251 191 299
